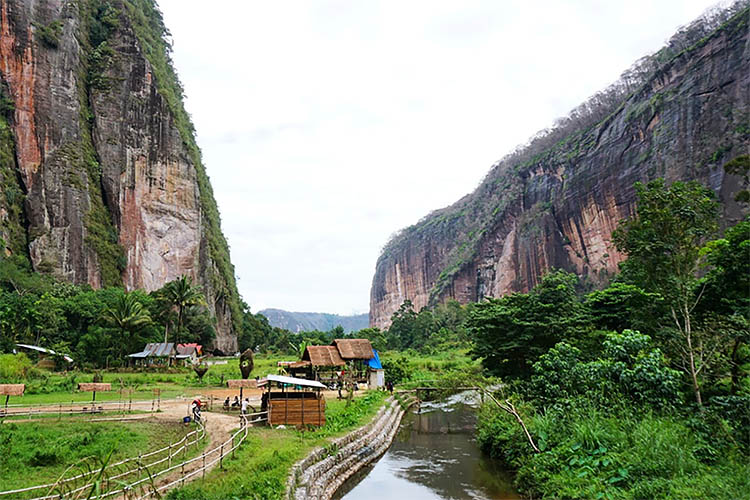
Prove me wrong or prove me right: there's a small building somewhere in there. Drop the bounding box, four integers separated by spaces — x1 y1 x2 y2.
259 374 327 427
128 343 176 367
331 339 375 382
176 343 203 364
15 344 74 369
292 345 346 384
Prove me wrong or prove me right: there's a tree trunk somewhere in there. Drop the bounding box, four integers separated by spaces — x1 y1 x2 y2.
682 304 703 408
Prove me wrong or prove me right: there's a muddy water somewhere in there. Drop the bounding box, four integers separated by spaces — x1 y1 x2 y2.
334 392 521 500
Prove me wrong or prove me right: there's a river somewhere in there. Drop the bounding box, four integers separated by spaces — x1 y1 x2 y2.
334 391 522 500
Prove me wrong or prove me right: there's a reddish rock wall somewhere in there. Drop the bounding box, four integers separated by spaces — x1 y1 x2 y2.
370 10 750 330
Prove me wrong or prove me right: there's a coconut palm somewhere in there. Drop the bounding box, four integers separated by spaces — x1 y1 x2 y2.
103 292 152 361
159 275 206 347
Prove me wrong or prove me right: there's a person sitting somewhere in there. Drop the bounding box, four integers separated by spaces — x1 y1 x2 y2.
223 397 230 409
231 396 240 408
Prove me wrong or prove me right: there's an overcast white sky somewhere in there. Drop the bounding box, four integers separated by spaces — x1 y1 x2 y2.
158 0 723 316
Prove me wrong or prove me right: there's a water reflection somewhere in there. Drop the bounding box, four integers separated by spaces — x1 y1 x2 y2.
335 393 521 500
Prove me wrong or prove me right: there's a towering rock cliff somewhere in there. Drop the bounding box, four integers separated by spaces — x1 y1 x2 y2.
0 0 240 350
370 5 750 330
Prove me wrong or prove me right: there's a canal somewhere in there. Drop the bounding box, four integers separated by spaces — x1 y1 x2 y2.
334 391 522 499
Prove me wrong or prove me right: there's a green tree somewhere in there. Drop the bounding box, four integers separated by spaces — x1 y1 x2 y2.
102 291 152 363
585 282 663 333
698 219 750 393
613 179 719 406
157 275 205 347
468 270 589 378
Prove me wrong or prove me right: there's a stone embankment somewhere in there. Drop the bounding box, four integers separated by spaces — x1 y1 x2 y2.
285 396 415 500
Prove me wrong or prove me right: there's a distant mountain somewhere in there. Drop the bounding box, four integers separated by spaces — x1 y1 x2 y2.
258 309 369 334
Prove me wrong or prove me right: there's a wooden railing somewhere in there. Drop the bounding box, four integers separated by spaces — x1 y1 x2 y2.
0 411 268 500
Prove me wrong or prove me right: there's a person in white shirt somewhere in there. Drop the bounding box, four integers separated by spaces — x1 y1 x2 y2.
241 398 249 415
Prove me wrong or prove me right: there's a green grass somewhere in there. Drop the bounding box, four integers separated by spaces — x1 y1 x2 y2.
0 419 196 493
165 390 388 500
6 354 288 405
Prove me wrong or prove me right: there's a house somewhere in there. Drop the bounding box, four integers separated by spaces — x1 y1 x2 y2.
176 343 203 364
128 343 176 367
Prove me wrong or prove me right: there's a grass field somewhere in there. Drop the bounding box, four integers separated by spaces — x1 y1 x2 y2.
0 419 199 493
3 354 288 406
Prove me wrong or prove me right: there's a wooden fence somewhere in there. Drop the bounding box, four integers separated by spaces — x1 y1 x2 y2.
0 411 268 500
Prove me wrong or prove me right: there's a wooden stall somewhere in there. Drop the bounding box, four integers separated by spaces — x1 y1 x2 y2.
260 374 327 427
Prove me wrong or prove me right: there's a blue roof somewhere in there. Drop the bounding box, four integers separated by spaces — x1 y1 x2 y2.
367 349 383 369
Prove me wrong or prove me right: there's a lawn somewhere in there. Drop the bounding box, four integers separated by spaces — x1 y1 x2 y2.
3 354 288 406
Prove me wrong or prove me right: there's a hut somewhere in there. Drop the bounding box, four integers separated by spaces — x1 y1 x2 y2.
15 344 73 369
331 339 375 382
127 343 175 367
176 343 203 364
294 345 346 384
259 374 327 427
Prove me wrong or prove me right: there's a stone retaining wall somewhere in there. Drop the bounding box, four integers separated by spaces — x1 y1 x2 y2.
285 396 416 500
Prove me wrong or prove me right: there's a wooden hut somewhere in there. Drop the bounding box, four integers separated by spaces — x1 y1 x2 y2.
294 345 346 384
331 339 375 382
260 374 327 427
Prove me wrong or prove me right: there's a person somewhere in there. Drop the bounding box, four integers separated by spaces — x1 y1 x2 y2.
387 381 394 394
337 374 343 399
231 396 240 408
223 397 230 409
241 397 249 415
191 399 202 423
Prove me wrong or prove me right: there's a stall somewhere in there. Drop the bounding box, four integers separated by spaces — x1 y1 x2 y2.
259 374 327 427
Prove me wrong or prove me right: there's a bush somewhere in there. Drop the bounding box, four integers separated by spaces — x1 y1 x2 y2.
0 353 33 380
530 330 681 410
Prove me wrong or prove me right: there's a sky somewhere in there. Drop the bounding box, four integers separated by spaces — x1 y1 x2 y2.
157 0 725 316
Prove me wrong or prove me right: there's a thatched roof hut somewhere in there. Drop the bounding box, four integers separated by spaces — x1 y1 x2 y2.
331 339 375 360
302 345 346 367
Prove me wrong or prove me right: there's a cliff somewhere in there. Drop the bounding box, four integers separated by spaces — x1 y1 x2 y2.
0 0 240 350
370 6 750 330
259 309 369 334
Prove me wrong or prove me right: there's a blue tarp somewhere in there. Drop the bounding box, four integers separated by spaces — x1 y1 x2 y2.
367 349 383 369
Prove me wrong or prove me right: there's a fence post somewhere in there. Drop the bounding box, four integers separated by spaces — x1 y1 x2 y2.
181 445 187 486
168 442 172 468
202 452 206 479
220 444 224 470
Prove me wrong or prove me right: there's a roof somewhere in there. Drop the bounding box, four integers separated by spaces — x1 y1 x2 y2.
303 345 345 367
177 343 202 355
128 343 175 358
259 374 327 389
367 349 383 370
16 343 73 363
332 339 374 360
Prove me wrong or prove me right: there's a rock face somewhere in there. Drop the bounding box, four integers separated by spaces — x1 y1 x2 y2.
370 7 750 330
0 0 240 350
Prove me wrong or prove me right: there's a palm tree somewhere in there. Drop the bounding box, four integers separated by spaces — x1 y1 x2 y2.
103 292 152 362
160 276 205 347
